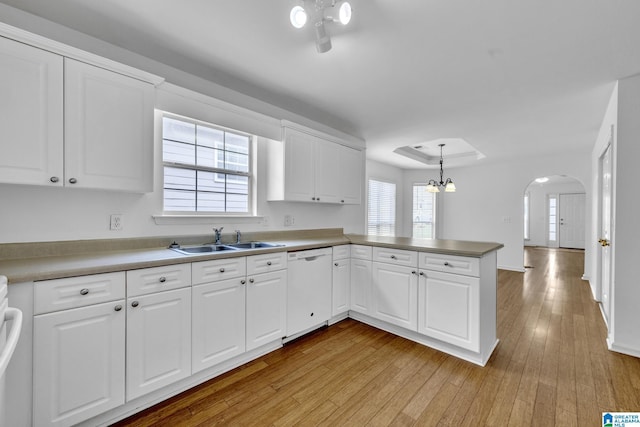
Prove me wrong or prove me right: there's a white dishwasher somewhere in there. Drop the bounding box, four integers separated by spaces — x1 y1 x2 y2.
286 247 332 340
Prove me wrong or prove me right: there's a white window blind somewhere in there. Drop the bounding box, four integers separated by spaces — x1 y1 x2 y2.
368 179 396 236
413 184 436 239
162 114 252 213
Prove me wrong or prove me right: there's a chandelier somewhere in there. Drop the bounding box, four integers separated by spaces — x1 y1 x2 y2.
426 144 456 193
290 0 353 53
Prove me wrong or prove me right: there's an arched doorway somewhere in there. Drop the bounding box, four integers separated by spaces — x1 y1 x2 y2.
523 175 586 250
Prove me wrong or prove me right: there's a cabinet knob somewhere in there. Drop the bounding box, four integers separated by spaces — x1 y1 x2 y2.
334 262 339 267
114 305 123 312
240 279 246 285
249 278 255 283
317 197 320 201
390 255 397 259
412 271 416 275
267 261 272 266
312 197 316 201
159 276 166 283
80 288 89 295
50 176 59 183
310 312 314 317
341 200 345 203
68 177 77 184
131 301 139 308
419 271 425 276
444 262 450 266
219 268 225 273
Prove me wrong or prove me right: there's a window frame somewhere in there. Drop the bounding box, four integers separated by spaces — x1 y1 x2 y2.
161 112 254 216
367 178 396 236
412 183 436 239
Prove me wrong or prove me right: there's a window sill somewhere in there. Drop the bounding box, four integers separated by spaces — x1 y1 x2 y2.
153 214 264 225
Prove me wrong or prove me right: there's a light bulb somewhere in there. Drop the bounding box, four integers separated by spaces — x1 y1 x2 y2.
290 5 307 29
445 181 456 192
338 1 352 25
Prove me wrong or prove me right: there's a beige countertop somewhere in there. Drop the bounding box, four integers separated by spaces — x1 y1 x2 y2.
0 230 502 284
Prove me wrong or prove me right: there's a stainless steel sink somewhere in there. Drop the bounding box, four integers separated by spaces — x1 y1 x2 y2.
171 244 238 255
227 242 285 249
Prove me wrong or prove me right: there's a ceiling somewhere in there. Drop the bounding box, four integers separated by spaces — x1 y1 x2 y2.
3 0 640 169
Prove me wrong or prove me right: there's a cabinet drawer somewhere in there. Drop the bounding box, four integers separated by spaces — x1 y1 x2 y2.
373 247 418 267
34 272 125 314
247 252 287 275
350 244 372 260
193 257 247 284
418 253 480 277
333 245 350 260
127 263 191 297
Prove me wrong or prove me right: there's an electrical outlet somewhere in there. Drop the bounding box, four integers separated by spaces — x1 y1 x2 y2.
284 214 295 227
110 214 123 230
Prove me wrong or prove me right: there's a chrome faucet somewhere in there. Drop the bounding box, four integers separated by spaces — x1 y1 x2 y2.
235 230 242 244
214 227 223 245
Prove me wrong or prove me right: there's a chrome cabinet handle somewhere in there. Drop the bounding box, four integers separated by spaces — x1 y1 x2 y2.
68 178 77 184
390 255 397 259
249 278 255 283
50 176 59 183
411 271 416 275
159 276 166 283
80 288 89 295
240 279 246 285
334 262 339 267
219 268 225 273
131 301 139 308
267 261 272 266
114 305 122 312
444 262 450 266
312 197 316 200
419 272 425 276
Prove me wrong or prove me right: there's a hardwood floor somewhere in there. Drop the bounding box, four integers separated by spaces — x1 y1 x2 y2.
113 248 640 426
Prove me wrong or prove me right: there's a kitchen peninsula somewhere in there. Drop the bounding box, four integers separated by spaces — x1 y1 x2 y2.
1 229 502 427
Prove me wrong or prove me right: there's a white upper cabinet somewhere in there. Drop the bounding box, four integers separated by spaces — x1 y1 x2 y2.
0 37 63 186
267 125 363 204
0 34 157 192
64 59 154 192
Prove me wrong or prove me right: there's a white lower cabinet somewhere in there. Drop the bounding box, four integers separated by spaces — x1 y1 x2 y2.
192 278 246 373
126 287 192 401
246 269 287 351
371 262 418 330
33 300 125 427
350 258 372 314
418 270 480 352
332 254 351 316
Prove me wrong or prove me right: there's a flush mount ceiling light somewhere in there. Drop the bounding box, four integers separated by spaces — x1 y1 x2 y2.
289 0 353 53
535 177 549 183
426 144 456 193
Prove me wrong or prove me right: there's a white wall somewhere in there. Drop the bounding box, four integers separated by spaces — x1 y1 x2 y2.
404 150 591 272
366 159 405 236
525 180 586 247
604 75 640 357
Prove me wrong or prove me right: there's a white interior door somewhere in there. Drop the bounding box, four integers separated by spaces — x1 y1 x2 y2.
600 143 613 322
559 193 586 249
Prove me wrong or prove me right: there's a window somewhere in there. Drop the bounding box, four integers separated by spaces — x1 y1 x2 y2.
524 192 530 240
162 114 251 213
413 184 436 239
367 179 396 236
548 195 557 242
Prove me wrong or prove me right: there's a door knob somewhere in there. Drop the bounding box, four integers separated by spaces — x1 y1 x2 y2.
599 238 610 247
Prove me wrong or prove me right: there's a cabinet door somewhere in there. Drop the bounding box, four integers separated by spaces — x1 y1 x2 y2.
332 258 351 316
33 300 125 427
350 259 372 314
283 128 315 201
127 287 191 401
372 262 418 330
64 58 154 192
314 139 341 203
338 145 362 204
192 278 246 373
418 270 480 351
246 270 287 351
0 37 63 186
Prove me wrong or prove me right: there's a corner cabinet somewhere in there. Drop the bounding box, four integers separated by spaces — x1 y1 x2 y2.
0 35 157 192
267 125 363 204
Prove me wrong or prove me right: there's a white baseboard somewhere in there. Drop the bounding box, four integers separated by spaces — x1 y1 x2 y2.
608 340 640 359
498 265 526 273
